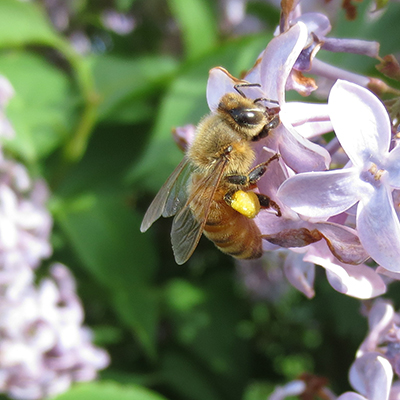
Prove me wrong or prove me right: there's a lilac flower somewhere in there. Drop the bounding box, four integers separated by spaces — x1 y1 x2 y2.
184 21 384 299
336 353 393 400
278 79 400 273
0 264 109 400
236 253 291 302
0 156 52 301
335 298 400 400
268 374 336 400
101 10 136 35
207 22 332 173
0 74 109 399
279 1 385 97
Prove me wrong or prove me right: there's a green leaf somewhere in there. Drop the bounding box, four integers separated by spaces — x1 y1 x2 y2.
164 272 250 400
116 0 137 11
160 350 222 400
0 0 60 48
129 34 270 192
0 50 76 163
167 0 218 60
55 381 169 400
93 55 178 123
55 193 159 358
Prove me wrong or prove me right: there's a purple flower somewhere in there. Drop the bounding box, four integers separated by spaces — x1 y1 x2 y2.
207 22 331 173
278 79 400 273
0 264 109 400
337 352 393 400
0 74 109 399
101 10 136 35
279 1 384 97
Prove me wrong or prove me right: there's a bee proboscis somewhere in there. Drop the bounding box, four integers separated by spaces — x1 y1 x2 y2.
140 84 281 264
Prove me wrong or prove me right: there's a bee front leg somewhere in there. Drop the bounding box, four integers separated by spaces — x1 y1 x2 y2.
225 153 280 186
247 153 280 184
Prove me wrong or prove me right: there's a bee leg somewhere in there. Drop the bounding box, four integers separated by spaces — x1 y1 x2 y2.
251 115 281 141
248 153 280 184
254 97 280 107
257 194 282 217
225 153 280 186
225 174 248 185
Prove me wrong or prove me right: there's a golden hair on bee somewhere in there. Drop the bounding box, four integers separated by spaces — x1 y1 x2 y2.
141 84 282 264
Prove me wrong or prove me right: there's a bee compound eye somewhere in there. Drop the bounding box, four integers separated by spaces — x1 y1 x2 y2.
229 108 263 127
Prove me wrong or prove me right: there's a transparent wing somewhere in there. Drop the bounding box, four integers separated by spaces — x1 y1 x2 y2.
171 158 228 265
140 157 193 232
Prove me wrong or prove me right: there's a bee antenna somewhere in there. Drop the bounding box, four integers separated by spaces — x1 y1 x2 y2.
254 97 279 106
234 83 261 98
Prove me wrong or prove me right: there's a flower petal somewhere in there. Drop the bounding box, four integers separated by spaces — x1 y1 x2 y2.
283 251 315 298
322 38 380 58
295 12 331 36
386 145 400 188
206 67 241 112
349 353 393 400
316 222 369 265
357 299 394 357
260 22 308 103
357 186 400 272
305 244 386 299
278 168 362 218
337 393 368 400
328 80 391 166
285 102 332 137
276 122 330 172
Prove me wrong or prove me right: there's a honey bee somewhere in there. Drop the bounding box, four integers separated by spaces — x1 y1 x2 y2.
140 84 281 264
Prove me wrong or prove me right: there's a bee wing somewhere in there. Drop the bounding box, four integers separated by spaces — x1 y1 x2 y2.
171 158 228 265
140 157 193 232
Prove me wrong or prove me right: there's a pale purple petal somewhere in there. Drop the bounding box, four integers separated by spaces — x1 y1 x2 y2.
349 353 393 400
304 243 386 299
294 12 331 36
310 59 370 88
278 168 362 218
390 381 400 400
357 186 400 272
285 102 330 130
206 66 265 111
329 80 391 166
358 299 394 356
386 145 400 188
376 266 400 281
276 121 330 172
173 124 196 150
322 38 380 58
260 22 308 103
337 393 368 400
268 380 306 400
315 222 369 265
294 120 333 139
207 67 238 112
283 251 315 298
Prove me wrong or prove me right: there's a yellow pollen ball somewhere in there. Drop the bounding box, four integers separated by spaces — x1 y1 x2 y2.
230 190 260 219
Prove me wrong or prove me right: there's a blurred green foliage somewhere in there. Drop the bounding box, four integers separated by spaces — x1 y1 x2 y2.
0 0 399 399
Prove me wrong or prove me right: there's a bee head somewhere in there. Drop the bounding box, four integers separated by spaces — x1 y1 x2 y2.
217 93 269 140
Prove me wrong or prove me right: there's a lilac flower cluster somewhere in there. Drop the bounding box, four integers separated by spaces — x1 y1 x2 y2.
0 77 109 399
196 20 389 300
175 1 400 397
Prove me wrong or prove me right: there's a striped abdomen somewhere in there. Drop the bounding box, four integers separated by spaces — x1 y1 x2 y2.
190 187 263 259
